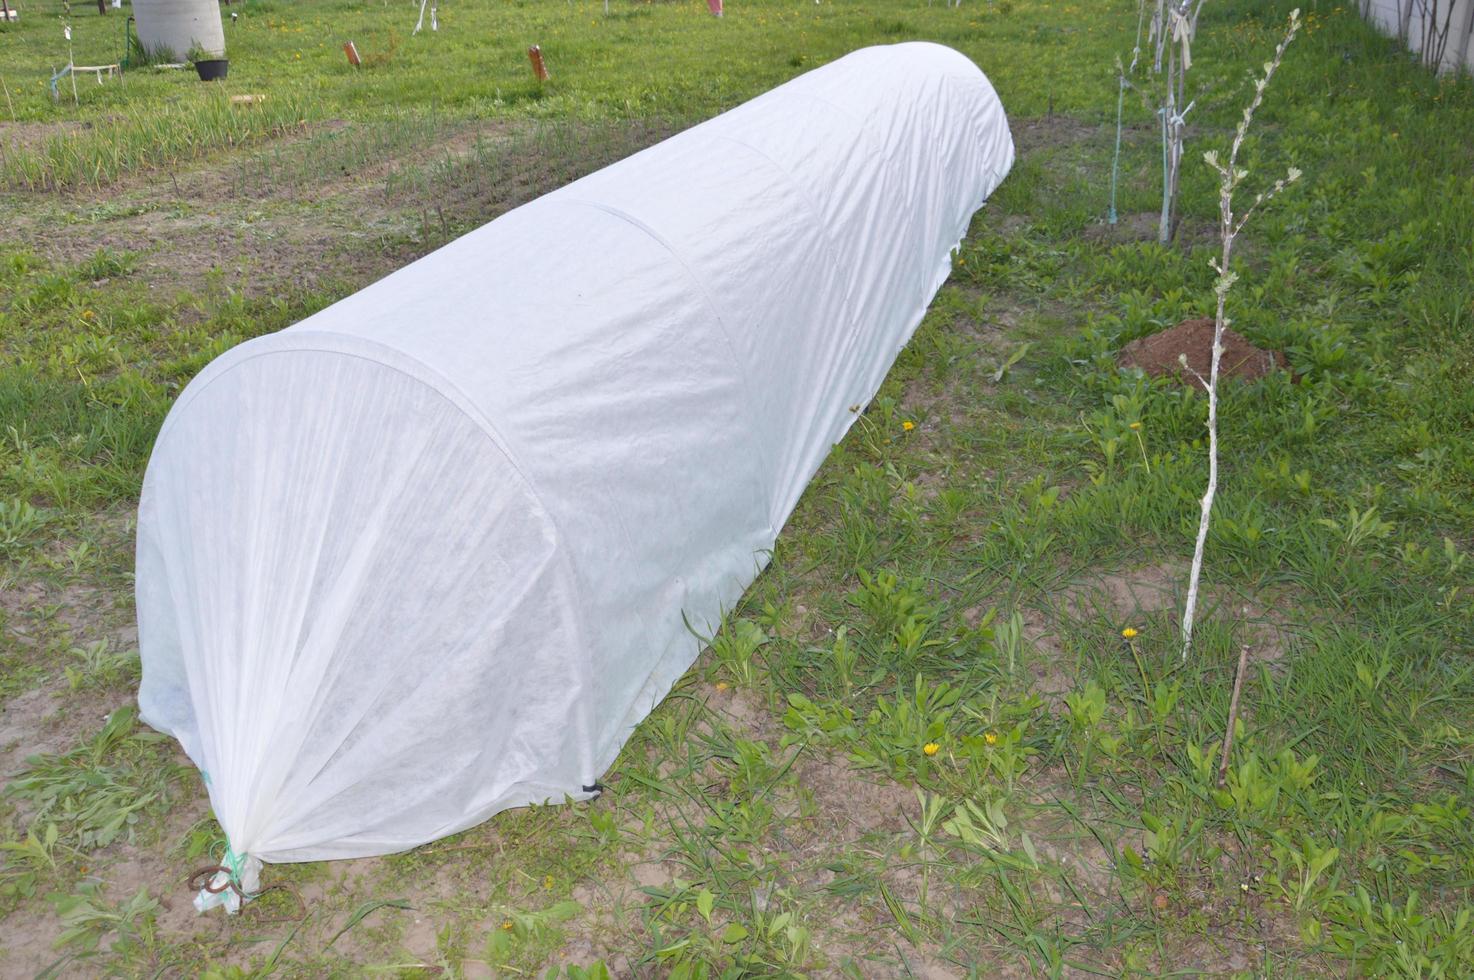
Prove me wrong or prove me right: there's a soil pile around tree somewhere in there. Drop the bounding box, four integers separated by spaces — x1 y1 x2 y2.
1118 317 1286 384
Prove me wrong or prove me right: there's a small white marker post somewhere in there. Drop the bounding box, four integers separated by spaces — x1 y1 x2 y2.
65 24 79 105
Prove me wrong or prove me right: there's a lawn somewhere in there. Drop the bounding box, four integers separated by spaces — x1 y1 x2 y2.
2 0 1473 976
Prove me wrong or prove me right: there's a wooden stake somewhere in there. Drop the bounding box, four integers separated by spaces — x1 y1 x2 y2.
1216 645 1250 788
344 41 361 67
527 44 549 82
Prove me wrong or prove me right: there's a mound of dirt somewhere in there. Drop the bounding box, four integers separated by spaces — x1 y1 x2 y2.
1118 317 1286 384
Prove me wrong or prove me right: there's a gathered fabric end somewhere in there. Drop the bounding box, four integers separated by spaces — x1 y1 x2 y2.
190 846 262 915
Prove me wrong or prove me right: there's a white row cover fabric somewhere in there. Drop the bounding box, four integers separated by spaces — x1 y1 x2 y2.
136 42 1015 866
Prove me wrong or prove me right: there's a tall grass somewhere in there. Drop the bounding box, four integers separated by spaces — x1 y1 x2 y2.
1 90 316 191
383 116 684 227
230 111 456 198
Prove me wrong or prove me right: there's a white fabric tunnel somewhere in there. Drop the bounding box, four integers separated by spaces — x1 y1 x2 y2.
136 42 1016 867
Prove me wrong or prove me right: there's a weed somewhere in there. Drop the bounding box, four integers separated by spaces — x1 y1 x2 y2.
0 823 65 905
6 707 183 850
0 497 45 561
707 618 769 687
63 640 139 692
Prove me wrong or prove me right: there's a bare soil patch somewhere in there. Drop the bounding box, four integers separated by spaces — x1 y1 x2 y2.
1061 560 1187 622
793 752 918 838
1010 114 1106 154
0 121 85 155
1084 209 1161 242
1080 209 1218 247
1049 562 1294 670
0 686 69 782
1119 317 1287 384
2 117 681 306
1018 605 1077 698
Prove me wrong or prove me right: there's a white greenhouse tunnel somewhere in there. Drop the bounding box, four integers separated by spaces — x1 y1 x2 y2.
135 42 1016 902
132 0 225 61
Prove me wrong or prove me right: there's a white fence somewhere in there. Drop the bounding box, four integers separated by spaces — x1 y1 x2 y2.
1362 0 1474 71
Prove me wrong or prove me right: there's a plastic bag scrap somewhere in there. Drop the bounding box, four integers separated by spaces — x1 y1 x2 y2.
192 849 262 915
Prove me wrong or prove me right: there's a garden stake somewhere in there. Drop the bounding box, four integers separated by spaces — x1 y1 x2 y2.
1217 645 1250 788
1109 63 1126 225
344 41 361 68
1110 1 1147 225
528 45 549 82
66 23 79 106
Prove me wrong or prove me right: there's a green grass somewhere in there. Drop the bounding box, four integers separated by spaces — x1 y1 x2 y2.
1 0 1116 189
2 0 1473 975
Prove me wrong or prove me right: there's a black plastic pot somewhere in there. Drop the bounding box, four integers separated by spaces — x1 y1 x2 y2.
195 59 229 82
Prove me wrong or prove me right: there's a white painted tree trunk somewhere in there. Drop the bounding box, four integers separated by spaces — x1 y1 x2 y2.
133 0 225 60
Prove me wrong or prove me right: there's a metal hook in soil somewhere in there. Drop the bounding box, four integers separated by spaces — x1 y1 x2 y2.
186 866 307 922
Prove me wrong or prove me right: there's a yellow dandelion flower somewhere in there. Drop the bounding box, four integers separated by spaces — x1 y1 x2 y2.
923 742 940 756
501 919 514 930
1122 627 1139 640
902 420 915 432
1129 421 1142 430
984 731 998 746
715 681 729 692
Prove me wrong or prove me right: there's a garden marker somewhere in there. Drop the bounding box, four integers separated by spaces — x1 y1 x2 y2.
528 45 550 81
344 41 361 68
